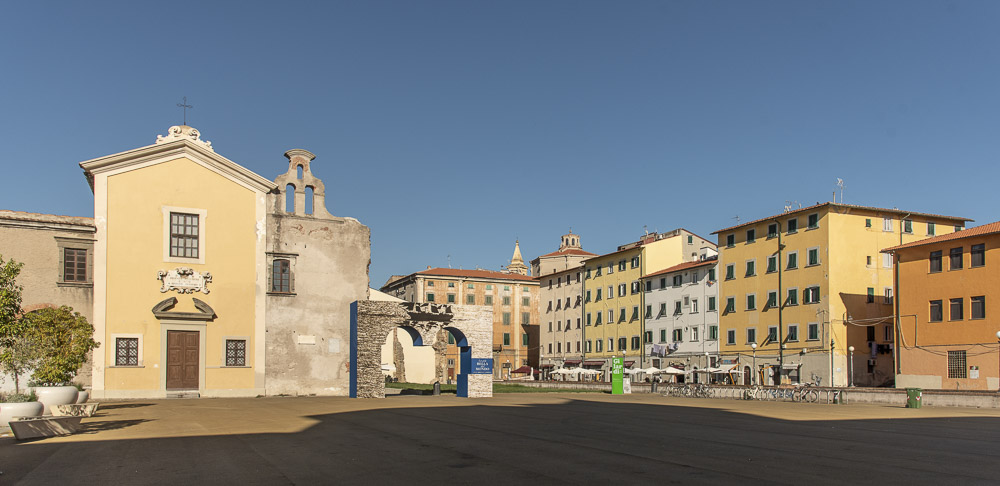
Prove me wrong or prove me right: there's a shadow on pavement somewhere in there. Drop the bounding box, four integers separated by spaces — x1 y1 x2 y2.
77 419 153 435
98 403 154 410
6 399 1000 484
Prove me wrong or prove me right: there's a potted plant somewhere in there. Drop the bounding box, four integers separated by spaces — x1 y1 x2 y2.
23 306 99 414
0 389 43 427
74 383 89 404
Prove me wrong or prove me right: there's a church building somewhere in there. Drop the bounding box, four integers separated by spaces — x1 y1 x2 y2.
73 125 370 399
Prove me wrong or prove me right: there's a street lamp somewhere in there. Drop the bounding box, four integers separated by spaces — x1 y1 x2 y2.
751 343 758 386
848 346 855 387
705 351 710 384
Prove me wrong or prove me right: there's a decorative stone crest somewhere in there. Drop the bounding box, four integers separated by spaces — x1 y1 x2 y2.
155 125 214 152
157 267 212 294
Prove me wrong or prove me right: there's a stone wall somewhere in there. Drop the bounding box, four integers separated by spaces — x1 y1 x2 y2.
351 301 493 398
264 150 371 396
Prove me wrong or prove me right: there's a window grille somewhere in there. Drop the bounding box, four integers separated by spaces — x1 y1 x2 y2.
226 339 246 367
947 351 967 378
116 338 138 366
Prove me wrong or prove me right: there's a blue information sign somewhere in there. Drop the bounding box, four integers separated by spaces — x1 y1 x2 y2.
471 358 493 375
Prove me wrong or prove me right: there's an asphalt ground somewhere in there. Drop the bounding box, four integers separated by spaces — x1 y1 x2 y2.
3 393 1000 485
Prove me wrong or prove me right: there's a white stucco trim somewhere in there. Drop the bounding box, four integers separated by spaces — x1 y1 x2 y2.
162 206 208 265
254 193 267 390
91 173 108 393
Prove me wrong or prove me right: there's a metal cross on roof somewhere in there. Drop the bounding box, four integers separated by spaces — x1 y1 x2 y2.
177 96 193 125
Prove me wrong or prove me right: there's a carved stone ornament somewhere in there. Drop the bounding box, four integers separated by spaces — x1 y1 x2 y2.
157 267 212 294
155 125 214 152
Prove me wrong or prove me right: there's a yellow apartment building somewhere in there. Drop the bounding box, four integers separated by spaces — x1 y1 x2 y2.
884 222 1000 390
713 202 970 387
582 229 714 372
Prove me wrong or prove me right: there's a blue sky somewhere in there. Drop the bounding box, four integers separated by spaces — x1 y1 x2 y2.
2 1 998 287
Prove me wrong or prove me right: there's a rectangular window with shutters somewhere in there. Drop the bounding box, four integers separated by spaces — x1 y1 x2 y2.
619 337 627 351
447 294 456 303
746 294 756 310
971 244 985 267
807 323 819 341
787 218 798 233
660 329 667 342
725 297 735 314
971 296 985 319
903 220 913 233
484 295 493 305
746 229 756 243
672 329 683 342
947 351 967 378
709 326 718 340
807 247 820 266
766 255 777 273
115 337 139 366
502 296 511 306
502 312 511 325
767 223 778 239
808 213 819 229
466 294 475 305
804 286 820 304
63 248 87 282
929 300 943 322
786 288 798 306
727 329 736 345
725 264 735 280
950 298 963 320
950 247 963 270
787 325 798 342
633 336 642 349
767 326 778 343
522 333 529 346
766 291 777 309
746 328 756 344
619 308 627 322
927 222 936 235
522 297 530 306
226 339 246 367
708 268 716 281
169 212 200 258
521 312 530 325
503 333 510 346
929 251 942 273
867 287 875 303
708 297 716 312
745 260 756 277
726 234 735 247
787 251 798 270
645 305 652 319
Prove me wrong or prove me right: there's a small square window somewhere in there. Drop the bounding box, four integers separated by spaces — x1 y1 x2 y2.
115 337 139 366
226 339 246 367
807 214 819 229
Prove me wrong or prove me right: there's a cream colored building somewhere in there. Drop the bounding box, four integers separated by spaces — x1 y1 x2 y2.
531 232 595 371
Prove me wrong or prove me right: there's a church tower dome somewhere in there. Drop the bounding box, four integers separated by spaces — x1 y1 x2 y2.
559 230 581 251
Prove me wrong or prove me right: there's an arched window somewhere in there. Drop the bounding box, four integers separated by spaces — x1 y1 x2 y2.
296 165 303 179
271 259 291 293
304 186 314 215
285 184 295 213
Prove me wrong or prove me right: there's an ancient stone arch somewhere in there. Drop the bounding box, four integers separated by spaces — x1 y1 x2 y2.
350 301 493 398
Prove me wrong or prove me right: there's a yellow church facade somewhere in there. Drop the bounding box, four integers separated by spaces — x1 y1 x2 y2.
82 126 276 398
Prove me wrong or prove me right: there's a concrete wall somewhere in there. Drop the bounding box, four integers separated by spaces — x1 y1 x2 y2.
265 150 371 396
0 211 95 392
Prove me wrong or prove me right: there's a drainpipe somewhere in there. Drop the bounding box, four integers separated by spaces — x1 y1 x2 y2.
894 214 909 376
640 250 645 369
776 219 784 386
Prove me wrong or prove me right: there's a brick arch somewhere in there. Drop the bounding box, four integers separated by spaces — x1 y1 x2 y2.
350 301 493 398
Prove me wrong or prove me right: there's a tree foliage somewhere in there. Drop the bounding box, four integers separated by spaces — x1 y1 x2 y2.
23 306 100 386
0 254 29 392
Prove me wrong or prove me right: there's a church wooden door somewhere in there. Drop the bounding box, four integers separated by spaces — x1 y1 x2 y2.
166 331 199 390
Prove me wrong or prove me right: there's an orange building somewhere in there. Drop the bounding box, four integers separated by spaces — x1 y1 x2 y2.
884 222 1000 390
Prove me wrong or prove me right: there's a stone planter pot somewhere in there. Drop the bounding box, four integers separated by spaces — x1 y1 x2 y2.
75 390 90 404
33 386 79 415
0 401 44 426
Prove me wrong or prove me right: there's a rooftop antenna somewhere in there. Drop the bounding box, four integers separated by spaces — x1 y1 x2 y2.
643 225 648 236
733 215 740 225
836 178 845 203
176 96 193 126
447 254 452 269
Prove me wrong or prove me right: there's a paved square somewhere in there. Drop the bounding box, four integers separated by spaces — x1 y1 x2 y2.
4 394 1000 484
